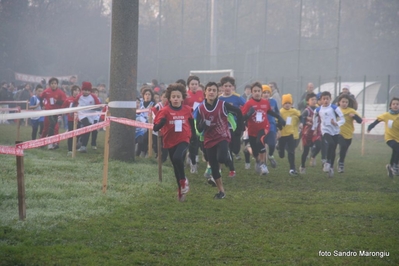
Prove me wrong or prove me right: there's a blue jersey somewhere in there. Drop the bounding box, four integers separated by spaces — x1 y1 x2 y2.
219 93 246 108
267 98 279 133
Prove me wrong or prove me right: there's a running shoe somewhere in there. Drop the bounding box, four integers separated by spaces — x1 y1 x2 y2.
268 155 277 168
204 166 212 178
289 169 298 176
299 166 306 174
260 164 269 175
323 162 330 173
386 164 394 178
214 191 225 199
190 163 198 174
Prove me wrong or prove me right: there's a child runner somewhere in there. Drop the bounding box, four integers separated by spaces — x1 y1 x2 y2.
61 85 81 156
151 90 169 162
299 92 321 174
367 97 399 177
241 82 285 175
196 82 243 199
337 94 362 173
279 94 302 176
29 84 44 140
75 82 101 153
218 76 246 176
136 87 155 157
153 83 195 202
261 84 279 168
183 76 203 174
312 91 345 177
310 92 325 167
40 77 67 149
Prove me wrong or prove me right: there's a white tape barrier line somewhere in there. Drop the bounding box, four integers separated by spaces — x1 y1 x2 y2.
108 101 136 108
0 104 106 120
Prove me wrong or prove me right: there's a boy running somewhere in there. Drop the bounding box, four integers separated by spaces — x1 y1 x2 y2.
312 91 345 177
241 82 285 175
196 82 243 199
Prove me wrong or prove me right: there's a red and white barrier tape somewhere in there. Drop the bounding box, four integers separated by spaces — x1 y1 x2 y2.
0 145 23 156
15 120 110 151
110 117 153 129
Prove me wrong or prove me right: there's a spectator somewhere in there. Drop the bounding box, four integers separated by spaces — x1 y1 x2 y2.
0 82 11 124
241 84 251 101
29 85 44 140
97 83 108 104
269 82 282 109
298 82 315 112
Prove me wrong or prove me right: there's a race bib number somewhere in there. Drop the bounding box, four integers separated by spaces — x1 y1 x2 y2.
388 120 393 129
286 117 292 125
175 120 182 132
256 112 262 122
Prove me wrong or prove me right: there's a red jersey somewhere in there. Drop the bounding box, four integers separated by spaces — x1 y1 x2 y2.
241 98 271 137
184 90 204 109
198 99 231 149
154 104 193 149
61 96 78 121
40 87 67 110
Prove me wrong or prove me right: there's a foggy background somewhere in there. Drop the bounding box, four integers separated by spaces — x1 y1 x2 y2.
1 0 398 101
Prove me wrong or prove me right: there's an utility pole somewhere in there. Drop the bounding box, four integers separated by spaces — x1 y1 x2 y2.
296 0 303 102
108 0 139 161
334 0 342 98
210 0 217 69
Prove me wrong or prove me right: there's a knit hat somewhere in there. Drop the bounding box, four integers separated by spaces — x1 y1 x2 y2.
262 85 272 93
81 81 92 91
342 84 350 90
282 94 293 104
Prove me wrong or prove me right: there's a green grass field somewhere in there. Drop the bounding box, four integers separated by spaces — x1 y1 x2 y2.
0 123 398 265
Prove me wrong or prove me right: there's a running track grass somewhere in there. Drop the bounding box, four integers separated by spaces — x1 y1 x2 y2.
0 124 398 265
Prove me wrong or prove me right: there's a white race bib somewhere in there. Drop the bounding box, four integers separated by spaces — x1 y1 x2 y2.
286 116 292 125
388 120 393 129
205 119 211 126
256 112 262 122
50 98 55 105
175 120 182 132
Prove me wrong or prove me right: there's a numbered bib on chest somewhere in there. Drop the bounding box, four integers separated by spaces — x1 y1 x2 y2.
256 112 262 122
175 120 183 132
286 116 292 125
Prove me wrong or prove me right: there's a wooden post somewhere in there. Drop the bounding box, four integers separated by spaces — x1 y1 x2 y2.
158 132 162 182
102 113 111 193
72 113 78 158
16 119 21 141
148 111 153 158
25 101 29 126
16 141 26 220
361 120 365 156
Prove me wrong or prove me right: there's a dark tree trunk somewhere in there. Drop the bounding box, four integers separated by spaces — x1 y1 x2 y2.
109 0 139 161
